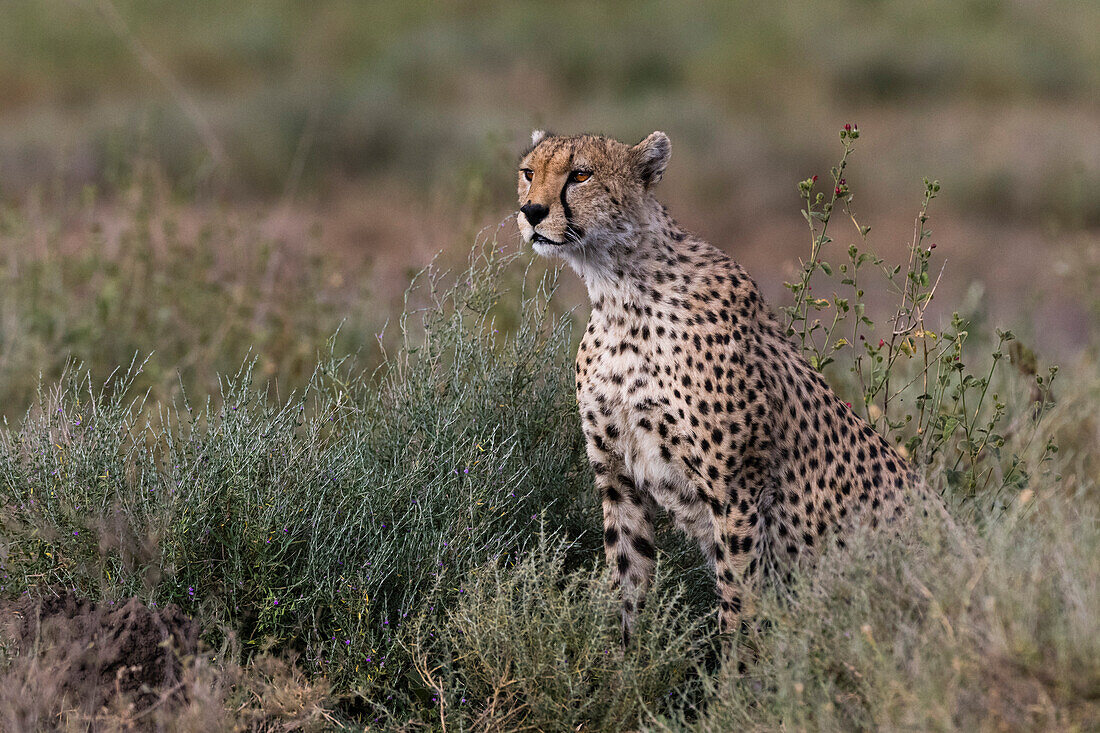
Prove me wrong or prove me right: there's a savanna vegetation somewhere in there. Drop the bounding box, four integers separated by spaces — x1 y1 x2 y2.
1 2 1098 730
2 127 1097 730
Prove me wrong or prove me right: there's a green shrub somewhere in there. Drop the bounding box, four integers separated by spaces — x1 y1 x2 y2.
786 126 1060 514
0 231 594 699
398 535 709 731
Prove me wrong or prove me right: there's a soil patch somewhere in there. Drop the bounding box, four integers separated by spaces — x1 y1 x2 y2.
2 590 199 716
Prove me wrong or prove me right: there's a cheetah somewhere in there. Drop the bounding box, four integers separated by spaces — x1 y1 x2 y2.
517 129 926 640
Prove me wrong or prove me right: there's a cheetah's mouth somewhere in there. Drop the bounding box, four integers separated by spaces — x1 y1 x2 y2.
530 232 564 246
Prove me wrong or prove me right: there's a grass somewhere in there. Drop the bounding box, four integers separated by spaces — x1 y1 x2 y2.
0 133 1098 730
0 172 377 421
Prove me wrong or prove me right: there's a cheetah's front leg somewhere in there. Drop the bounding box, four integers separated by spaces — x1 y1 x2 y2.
712 499 762 635
594 465 657 644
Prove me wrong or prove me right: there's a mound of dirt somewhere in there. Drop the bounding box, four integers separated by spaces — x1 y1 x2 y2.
3 590 199 714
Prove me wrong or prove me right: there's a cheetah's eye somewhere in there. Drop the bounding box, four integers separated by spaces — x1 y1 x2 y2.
569 170 592 183
521 169 533 182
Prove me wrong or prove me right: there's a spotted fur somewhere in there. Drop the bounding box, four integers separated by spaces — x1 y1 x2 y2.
518 131 926 640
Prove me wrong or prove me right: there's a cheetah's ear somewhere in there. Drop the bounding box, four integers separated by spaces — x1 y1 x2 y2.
530 129 549 147
630 131 671 188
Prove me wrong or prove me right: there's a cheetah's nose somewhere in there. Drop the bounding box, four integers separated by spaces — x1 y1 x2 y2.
520 202 550 227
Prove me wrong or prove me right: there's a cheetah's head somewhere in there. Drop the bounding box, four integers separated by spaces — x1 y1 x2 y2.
517 130 670 259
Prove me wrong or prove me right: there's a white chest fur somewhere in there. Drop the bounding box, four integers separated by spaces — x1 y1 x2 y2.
579 316 713 547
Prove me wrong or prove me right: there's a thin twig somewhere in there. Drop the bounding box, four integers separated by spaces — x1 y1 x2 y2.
282 102 323 206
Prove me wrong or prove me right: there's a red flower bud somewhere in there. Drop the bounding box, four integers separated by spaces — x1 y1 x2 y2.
878 339 885 348
835 187 842 196
844 123 852 131
930 242 937 250
812 175 818 183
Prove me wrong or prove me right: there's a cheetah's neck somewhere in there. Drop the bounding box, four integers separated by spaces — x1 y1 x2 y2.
566 205 696 306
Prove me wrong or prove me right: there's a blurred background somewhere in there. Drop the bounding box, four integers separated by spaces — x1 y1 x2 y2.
1 0 1097 417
